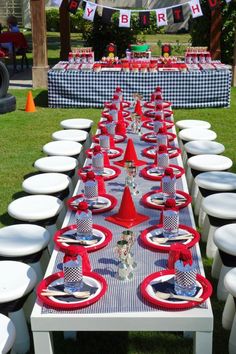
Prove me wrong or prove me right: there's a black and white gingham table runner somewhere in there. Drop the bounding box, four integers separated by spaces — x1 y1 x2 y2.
48 69 231 109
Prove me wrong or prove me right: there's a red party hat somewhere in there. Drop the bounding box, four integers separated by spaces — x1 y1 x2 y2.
105 186 149 228
134 100 142 116
115 121 127 135
114 138 147 167
96 175 106 194
103 151 111 167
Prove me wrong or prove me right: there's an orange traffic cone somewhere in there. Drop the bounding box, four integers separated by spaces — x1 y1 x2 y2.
114 138 147 167
25 91 36 112
105 186 149 228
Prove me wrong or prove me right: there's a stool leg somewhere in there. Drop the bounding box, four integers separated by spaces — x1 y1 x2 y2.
191 181 199 203
23 291 36 322
46 224 57 254
206 225 217 258
223 294 236 330
186 167 193 190
217 265 232 301
201 215 210 242
198 207 206 228
40 248 50 273
229 313 236 354
9 309 30 354
194 191 203 217
211 249 222 279
29 261 43 281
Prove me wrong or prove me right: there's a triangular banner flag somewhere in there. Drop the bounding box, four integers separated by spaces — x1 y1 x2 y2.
102 8 115 24
119 10 131 28
172 6 184 23
156 8 168 27
225 0 231 2
83 2 97 21
189 0 203 18
48 0 63 7
139 12 150 27
68 0 80 14
207 0 221 9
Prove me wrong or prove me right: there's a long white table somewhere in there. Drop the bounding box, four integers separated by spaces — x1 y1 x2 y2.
31 116 213 354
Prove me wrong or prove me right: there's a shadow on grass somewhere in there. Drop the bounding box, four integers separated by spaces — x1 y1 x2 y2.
0 191 28 226
34 90 48 108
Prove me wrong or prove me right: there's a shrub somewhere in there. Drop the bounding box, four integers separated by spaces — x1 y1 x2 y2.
46 8 60 32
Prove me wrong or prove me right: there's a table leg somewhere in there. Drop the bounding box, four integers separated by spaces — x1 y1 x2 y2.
193 331 213 354
33 331 54 354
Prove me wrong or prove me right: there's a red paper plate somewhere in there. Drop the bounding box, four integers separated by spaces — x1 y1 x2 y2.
141 189 192 211
86 147 124 159
78 165 121 181
93 133 127 144
140 223 200 252
37 271 107 310
142 132 176 143
142 120 174 131
142 146 181 159
67 193 117 214
54 224 112 253
104 101 131 109
140 269 212 310
141 164 185 181
144 101 172 109
144 109 173 120
102 110 131 119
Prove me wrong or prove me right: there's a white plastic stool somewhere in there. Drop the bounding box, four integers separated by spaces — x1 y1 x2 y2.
223 268 236 353
178 127 217 144
8 195 63 253
22 172 71 199
52 129 88 143
187 154 233 199
211 224 236 300
43 140 82 158
0 261 37 354
60 118 93 131
176 119 211 130
183 140 225 168
195 172 236 228
34 156 78 187
0 313 16 354
202 193 236 258
0 224 51 281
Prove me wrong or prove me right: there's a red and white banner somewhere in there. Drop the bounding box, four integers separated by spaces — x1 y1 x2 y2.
119 10 131 28
156 8 168 27
189 0 203 18
83 2 97 21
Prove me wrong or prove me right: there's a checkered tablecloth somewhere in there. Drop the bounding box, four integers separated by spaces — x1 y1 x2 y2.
48 69 232 109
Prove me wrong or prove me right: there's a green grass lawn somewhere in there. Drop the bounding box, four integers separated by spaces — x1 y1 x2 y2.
0 87 235 354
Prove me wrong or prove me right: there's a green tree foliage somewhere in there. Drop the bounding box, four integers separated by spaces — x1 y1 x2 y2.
189 0 236 64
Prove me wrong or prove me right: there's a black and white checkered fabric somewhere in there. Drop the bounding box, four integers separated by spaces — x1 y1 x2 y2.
175 268 197 288
64 265 83 283
48 68 232 109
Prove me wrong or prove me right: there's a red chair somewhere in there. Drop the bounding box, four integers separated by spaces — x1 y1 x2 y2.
0 32 29 72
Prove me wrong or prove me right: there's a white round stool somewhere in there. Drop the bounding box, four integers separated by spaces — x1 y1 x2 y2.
8 195 63 252
0 224 50 281
60 118 93 131
223 268 236 353
0 261 37 354
34 156 78 187
195 172 236 228
202 193 236 259
43 140 82 158
183 140 225 168
176 119 211 130
0 314 16 354
52 129 88 143
211 224 236 300
22 172 71 199
187 154 233 199
178 127 217 144
178 128 217 163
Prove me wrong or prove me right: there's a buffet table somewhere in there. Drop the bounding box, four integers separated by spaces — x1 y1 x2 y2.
31 114 213 354
48 69 231 109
